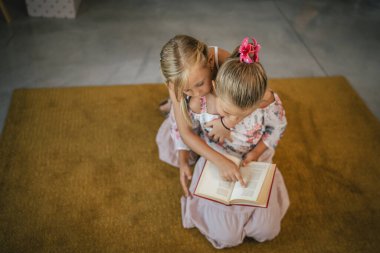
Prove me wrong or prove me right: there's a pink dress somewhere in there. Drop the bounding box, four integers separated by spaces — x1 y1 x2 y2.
155 103 200 167
156 93 290 248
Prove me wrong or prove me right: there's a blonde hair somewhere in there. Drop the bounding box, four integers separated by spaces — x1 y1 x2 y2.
160 35 209 125
215 46 267 109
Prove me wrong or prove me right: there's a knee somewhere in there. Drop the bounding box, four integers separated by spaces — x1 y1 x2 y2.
209 232 243 249
245 211 282 243
253 221 281 242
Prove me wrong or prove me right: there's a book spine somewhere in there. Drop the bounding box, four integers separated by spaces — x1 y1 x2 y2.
194 194 267 208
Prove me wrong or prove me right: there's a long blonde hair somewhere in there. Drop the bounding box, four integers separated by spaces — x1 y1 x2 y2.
160 35 209 125
215 46 267 109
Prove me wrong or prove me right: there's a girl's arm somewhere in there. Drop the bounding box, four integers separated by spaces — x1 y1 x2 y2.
204 118 232 144
178 150 193 197
204 114 244 144
168 88 246 186
242 139 268 165
243 91 287 165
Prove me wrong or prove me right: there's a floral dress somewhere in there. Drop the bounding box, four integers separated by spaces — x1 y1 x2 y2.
156 92 290 248
190 92 287 159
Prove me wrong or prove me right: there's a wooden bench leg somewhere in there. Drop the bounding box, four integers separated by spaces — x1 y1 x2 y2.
0 0 12 23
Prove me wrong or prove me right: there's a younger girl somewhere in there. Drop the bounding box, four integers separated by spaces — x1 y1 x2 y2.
170 37 290 248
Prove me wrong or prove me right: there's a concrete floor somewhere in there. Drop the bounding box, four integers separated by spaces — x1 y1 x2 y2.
1 0 379 133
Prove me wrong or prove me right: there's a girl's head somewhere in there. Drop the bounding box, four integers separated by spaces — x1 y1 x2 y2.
160 35 213 100
215 37 267 123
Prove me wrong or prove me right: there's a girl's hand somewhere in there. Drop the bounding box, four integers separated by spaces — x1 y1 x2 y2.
215 157 246 187
242 140 268 166
205 118 232 144
179 164 193 198
242 150 260 166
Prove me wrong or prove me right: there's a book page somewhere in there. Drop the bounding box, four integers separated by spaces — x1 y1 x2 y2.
229 162 270 202
194 160 235 203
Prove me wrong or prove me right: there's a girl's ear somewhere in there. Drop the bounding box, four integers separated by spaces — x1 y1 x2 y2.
212 80 216 90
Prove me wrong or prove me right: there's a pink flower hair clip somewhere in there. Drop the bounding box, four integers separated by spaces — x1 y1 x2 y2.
239 37 261 63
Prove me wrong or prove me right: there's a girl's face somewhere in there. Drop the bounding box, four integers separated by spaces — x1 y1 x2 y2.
215 96 256 125
183 63 212 98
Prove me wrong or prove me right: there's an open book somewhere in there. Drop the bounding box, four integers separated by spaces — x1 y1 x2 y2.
194 153 276 207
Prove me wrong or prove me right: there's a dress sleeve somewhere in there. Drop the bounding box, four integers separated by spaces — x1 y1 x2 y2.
169 106 201 151
261 94 287 149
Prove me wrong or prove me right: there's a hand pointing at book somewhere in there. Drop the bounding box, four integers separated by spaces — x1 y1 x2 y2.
216 158 247 187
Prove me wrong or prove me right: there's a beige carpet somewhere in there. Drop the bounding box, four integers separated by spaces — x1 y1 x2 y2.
0 77 379 252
